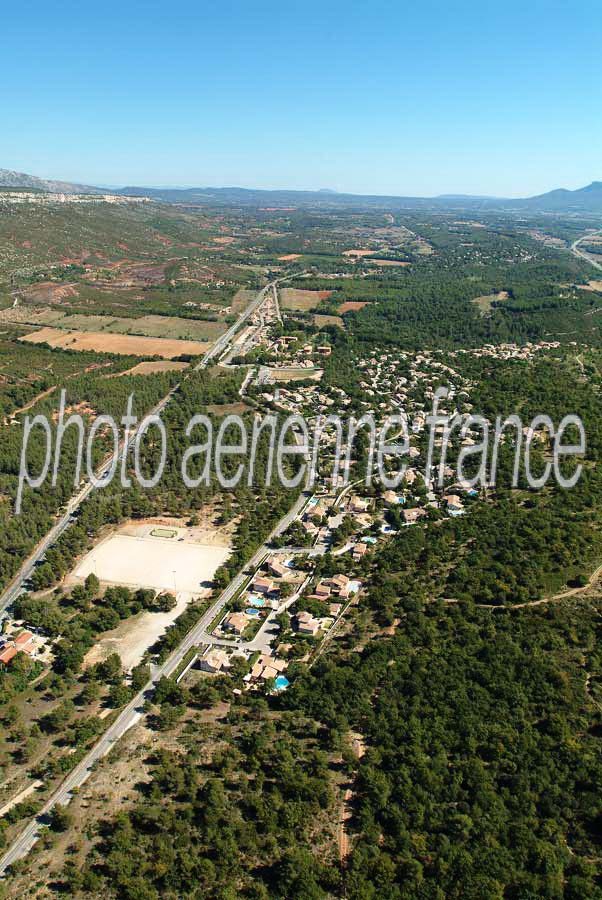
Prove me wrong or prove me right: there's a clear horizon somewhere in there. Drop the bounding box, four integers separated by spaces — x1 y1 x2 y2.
2 0 601 197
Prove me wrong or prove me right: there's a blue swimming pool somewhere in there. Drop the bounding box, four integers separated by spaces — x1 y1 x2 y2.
247 595 266 607
274 675 290 691
246 608 261 617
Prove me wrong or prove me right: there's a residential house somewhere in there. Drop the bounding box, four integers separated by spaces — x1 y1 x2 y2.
223 612 249 635
403 508 427 525
13 631 34 653
252 577 275 594
0 645 17 665
266 558 288 579
329 573 350 596
353 542 368 562
444 494 464 512
200 649 232 674
261 665 279 680
295 611 321 636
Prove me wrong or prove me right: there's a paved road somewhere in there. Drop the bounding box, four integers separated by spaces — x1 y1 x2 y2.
0 274 310 874
571 230 602 272
195 272 299 370
0 487 310 875
0 386 178 616
0 277 288 617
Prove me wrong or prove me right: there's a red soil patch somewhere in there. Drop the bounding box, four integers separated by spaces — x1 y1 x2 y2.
338 301 369 313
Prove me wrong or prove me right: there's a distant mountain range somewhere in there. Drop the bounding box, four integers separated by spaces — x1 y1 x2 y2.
0 168 103 195
1 167 602 214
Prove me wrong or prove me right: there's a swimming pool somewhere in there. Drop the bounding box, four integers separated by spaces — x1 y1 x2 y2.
274 675 290 691
246 608 261 617
247 595 266 607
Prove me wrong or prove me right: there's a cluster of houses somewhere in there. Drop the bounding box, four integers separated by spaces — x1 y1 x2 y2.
0 624 50 667
292 573 361 636
218 556 298 637
269 335 332 361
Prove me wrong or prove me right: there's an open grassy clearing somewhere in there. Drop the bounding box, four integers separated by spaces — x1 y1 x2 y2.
230 287 256 312
280 287 332 310
472 289 510 314
313 312 344 328
366 257 411 267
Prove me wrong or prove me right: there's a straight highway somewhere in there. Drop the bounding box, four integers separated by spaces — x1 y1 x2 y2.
0 272 307 874
0 274 298 617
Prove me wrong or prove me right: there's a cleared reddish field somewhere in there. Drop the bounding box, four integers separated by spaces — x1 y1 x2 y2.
338 300 369 313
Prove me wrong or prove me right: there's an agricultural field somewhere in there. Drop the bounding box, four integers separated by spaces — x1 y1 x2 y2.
313 313 344 328
4 306 226 341
280 287 333 310
19 327 211 358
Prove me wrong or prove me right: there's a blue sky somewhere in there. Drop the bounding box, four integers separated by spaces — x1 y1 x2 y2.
2 0 601 196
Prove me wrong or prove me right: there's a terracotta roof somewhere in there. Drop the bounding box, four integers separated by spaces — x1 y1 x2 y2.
14 631 33 646
0 646 17 665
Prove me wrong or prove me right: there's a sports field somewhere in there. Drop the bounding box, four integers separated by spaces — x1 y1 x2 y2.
73 533 230 594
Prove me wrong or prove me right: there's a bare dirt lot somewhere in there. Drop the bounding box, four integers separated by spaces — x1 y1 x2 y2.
278 253 301 261
109 360 190 376
19 282 79 304
73 519 232 670
20 327 211 359
72 530 230 594
83 593 192 671
577 280 602 293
